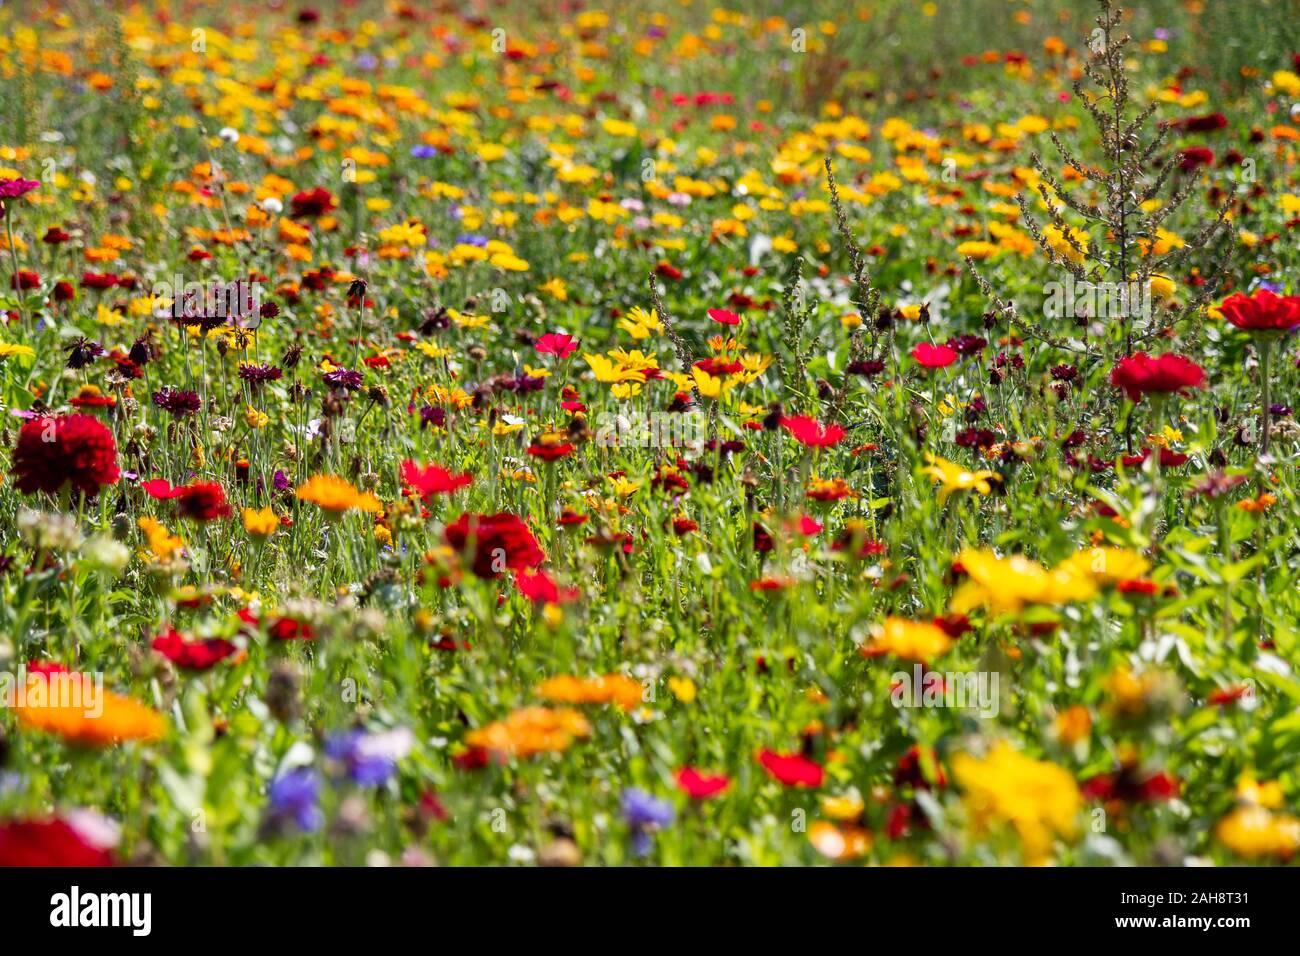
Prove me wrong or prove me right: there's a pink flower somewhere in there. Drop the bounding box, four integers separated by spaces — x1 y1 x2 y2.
534 333 578 358
707 307 741 326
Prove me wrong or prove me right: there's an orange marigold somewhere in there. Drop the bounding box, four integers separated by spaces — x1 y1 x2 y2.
14 672 165 746
537 674 644 710
464 706 590 757
296 474 382 514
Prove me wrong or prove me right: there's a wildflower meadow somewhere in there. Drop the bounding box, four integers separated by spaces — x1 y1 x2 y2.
0 0 1299 882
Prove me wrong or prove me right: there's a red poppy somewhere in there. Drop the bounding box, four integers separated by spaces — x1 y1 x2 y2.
757 749 824 787
671 517 698 535
151 627 239 670
1219 289 1300 333
779 415 846 447
514 569 579 604
534 333 579 358
400 460 472 499
675 767 731 799
911 342 959 368
1081 769 1179 803
0 818 113 867
707 307 741 326
9 414 120 497
445 512 545 578
1109 352 1205 401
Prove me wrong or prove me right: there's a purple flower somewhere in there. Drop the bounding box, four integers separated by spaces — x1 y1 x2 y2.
410 145 438 159
621 788 673 857
238 362 284 386
419 405 446 429
324 727 414 787
268 767 322 832
323 367 363 390
0 178 40 200
153 386 202 416
273 469 291 492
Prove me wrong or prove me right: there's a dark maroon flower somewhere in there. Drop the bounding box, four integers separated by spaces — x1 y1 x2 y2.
153 387 202 416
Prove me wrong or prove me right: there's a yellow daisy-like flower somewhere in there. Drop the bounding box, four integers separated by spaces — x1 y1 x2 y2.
241 506 279 537
952 744 1081 865
950 548 1098 615
1055 547 1150 586
0 342 36 361
296 474 382 515
921 453 1000 504
863 616 954 663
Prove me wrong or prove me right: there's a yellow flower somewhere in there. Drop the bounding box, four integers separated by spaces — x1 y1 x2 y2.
952 744 1081 864
950 548 1098 615
863 617 954 662
241 506 279 537
1055 547 1150 586
138 516 185 563
296 474 382 515
583 352 645 384
1043 224 1089 263
921 453 1000 504
538 277 567 300
1215 805 1300 860
0 342 36 361
667 676 697 704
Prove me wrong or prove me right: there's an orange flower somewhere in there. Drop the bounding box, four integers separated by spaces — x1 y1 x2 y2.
13 671 165 746
464 706 590 757
296 474 382 514
537 674 643 710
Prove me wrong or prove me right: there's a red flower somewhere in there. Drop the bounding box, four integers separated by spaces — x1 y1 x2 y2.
445 512 545 578
400 460 472 499
707 307 741 326
151 627 238 670
0 818 113 867
1178 146 1214 170
290 187 336 218
526 442 575 461
779 415 846 447
1109 352 1205 401
534 333 579 358
1120 447 1189 467
9 414 120 497
268 617 314 641
9 269 39 290
911 342 959 368
80 272 120 290
675 767 731 799
1219 289 1300 333
514 569 579 604
757 749 824 788
174 481 232 521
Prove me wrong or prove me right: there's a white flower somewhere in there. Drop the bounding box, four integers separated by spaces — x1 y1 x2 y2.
80 534 130 574
260 196 284 214
218 127 240 144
